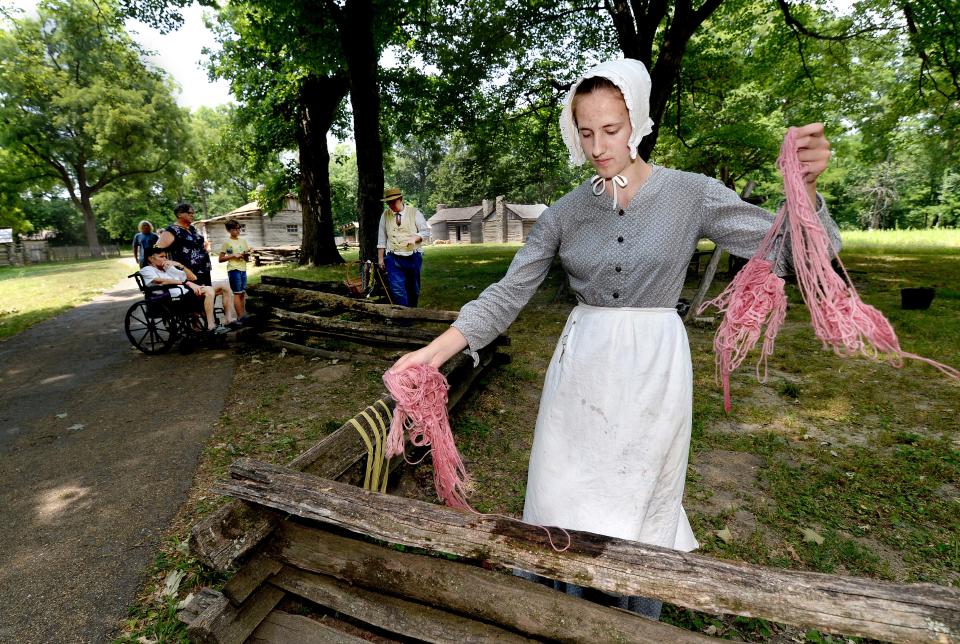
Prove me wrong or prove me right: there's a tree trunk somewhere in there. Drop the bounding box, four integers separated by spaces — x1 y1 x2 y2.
296 74 348 266
197 187 209 220
78 189 101 255
605 1 724 161
341 0 385 263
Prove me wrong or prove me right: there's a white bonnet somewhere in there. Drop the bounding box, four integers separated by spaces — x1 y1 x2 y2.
559 58 654 165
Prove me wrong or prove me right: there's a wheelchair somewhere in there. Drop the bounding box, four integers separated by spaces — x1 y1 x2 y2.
124 272 225 354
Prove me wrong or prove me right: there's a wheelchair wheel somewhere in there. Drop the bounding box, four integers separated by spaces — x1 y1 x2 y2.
125 300 176 354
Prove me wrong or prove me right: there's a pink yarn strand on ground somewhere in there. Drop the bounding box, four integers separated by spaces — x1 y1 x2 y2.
701 128 959 412
384 364 471 509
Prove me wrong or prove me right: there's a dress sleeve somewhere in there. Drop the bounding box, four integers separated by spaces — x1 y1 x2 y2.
699 178 841 276
452 207 561 351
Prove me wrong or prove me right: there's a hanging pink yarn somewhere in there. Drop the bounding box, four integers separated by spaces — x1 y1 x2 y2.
383 364 471 509
702 258 787 413
701 128 959 412
383 363 572 552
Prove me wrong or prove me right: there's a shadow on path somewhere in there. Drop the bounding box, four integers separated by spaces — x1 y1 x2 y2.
0 276 236 643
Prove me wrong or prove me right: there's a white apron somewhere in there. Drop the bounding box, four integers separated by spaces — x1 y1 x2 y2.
522 304 699 551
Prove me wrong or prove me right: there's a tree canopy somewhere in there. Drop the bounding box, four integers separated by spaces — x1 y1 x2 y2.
3 0 959 250
0 0 187 249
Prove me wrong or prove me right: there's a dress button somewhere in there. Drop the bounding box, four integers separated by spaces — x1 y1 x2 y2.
613 292 620 299
617 236 624 243
615 265 621 272
618 209 625 216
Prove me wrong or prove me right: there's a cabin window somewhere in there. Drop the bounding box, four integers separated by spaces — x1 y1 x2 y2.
286 224 299 234
238 224 246 233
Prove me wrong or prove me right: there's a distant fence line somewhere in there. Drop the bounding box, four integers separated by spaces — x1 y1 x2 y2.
0 242 121 267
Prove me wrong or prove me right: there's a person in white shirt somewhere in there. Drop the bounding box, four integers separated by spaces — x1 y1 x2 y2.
376 186 431 307
139 247 236 335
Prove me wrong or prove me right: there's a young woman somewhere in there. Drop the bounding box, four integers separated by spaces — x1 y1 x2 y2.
390 58 837 617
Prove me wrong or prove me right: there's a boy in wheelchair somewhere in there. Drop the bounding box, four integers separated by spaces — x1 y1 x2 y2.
140 246 238 336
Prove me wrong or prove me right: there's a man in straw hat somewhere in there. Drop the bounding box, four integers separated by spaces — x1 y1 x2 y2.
376 187 431 307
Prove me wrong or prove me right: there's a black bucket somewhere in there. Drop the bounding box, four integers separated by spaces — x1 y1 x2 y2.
901 287 935 310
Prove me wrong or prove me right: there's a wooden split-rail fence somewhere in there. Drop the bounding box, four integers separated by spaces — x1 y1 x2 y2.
180 401 960 643
178 277 960 643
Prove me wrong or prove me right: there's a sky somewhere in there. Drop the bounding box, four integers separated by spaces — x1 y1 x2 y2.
8 0 234 110
124 4 234 109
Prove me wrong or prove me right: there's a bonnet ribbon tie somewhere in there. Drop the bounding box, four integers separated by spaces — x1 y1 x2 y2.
591 174 628 210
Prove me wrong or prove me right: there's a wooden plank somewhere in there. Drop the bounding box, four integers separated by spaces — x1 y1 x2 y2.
250 610 368 644
186 584 284 644
222 553 283 606
190 350 494 571
270 307 436 346
259 335 392 364
251 283 459 322
272 521 713 643
686 244 724 323
177 587 227 626
217 458 960 644
271 566 537 643
260 275 349 293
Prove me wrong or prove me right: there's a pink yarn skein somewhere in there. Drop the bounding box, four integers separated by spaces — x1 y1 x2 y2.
383 364 472 509
701 128 958 412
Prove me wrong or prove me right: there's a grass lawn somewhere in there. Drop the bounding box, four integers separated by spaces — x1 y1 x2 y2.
0 257 134 341
120 233 959 642
840 228 960 253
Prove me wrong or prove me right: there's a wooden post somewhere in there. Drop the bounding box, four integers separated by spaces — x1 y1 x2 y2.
258 335 392 364
185 585 285 644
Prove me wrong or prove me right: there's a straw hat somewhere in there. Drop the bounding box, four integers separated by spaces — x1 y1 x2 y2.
382 187 403 202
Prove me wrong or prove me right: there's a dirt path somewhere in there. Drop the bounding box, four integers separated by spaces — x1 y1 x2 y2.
0 276 236 643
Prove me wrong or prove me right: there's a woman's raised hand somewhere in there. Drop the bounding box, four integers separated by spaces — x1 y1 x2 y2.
792 122 831 185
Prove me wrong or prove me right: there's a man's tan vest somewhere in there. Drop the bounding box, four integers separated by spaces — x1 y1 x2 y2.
384 205 421 254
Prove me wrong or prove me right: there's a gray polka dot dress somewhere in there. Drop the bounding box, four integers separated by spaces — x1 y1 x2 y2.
452 165 839 549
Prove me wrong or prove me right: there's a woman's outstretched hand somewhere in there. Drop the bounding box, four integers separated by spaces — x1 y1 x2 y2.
791 122 831 205
390 327 469 373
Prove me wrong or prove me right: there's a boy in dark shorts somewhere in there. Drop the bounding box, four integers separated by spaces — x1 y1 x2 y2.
218 219 249 322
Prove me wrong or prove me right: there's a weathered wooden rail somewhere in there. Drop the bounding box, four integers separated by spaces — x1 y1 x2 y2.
249 282 459 322
269 307 440 346
243 277 475 362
